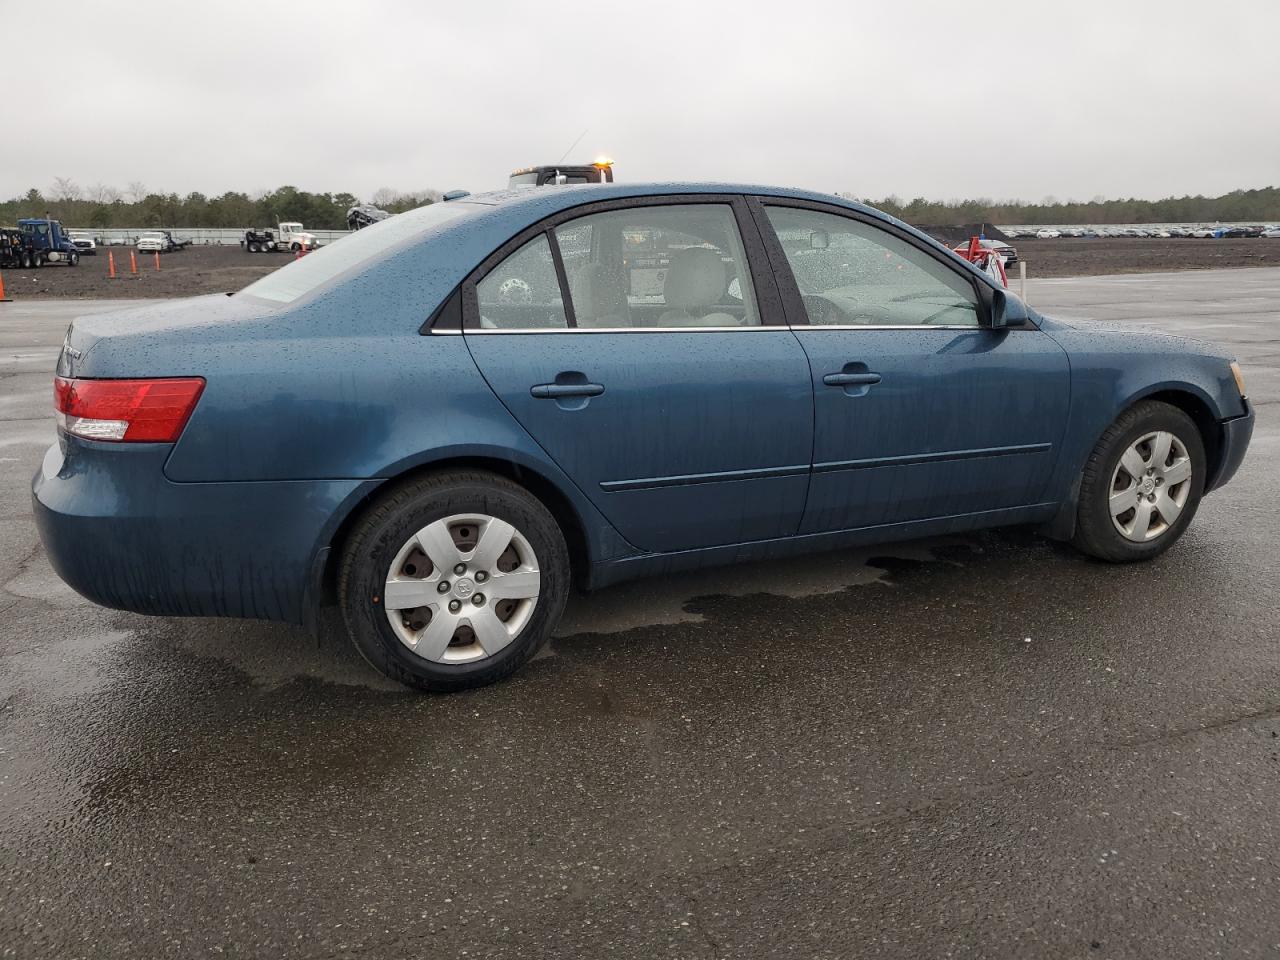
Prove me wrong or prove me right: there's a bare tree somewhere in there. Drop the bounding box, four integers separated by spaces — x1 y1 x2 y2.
50 177 82 202
126 181 149 204
371 187 401 207
87 182 122 204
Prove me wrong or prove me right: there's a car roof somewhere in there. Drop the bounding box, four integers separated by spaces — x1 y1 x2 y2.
449 181 941 253
460 180 880 216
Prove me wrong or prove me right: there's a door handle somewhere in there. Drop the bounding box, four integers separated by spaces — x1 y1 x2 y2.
530 382 605 399
822 372 881 387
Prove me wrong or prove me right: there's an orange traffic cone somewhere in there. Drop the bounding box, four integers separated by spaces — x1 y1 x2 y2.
154 252 160 271
0 271 10 302
108 251 118 280
129 250 138 275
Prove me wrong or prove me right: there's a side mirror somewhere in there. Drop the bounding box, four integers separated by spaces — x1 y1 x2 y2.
985 288 1030 328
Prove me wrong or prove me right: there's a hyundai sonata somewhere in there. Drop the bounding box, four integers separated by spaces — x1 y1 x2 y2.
33 183 1254 690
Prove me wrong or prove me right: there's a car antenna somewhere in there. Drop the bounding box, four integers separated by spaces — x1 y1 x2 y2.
558 127 590 163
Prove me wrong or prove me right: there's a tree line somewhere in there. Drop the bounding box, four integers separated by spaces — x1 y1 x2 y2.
0 182 441 231
4 180 1279 230
851 185 1280 225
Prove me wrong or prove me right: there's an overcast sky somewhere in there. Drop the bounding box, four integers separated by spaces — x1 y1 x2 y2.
7 0 1277 204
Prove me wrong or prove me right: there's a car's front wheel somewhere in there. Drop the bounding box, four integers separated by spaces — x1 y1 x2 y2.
339 471 570 691
1072 400 1205 562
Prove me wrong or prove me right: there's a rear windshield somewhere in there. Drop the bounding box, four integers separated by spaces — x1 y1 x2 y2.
239 202 474 304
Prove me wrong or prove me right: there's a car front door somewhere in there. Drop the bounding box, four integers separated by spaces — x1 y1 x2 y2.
752 199 1071 534
458 197 814 553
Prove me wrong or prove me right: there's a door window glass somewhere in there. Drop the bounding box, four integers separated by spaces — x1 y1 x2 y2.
475 233 569 329
554 204 760 328
764 207 979 327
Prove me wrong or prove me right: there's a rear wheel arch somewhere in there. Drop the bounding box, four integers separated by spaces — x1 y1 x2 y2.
318 457 591 607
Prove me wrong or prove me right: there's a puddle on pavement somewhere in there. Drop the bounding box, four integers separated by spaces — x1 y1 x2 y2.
555 536 969 639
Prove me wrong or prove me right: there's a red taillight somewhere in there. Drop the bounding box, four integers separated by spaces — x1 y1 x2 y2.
53 376 205 442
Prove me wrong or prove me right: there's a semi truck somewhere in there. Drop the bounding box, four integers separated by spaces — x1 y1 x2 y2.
17 218 80 267
241 222 321 253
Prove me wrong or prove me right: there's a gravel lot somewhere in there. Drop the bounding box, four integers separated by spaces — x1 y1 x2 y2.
2 238 1279 300
1 269 1277 958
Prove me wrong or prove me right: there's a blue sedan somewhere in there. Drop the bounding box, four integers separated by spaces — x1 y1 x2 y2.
33 184 1255 690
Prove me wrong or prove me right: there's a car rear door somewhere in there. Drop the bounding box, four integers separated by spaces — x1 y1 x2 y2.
751 198 1070 534
457 196 814 554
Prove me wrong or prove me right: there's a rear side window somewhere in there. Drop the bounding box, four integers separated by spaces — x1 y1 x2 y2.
556 204 759 328
475 234 568 329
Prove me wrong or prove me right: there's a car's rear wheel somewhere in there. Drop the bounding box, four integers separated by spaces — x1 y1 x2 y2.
338 471 570 691
1072 400 1205 562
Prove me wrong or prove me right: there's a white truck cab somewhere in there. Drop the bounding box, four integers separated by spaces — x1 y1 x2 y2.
276 222 318 250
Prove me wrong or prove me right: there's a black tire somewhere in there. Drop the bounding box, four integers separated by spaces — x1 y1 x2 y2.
338 470 570 692
290 242 301 252
21 251 32 269
1072 400 1206 563
248 241 259 253
68 252 79 267
30 253 41 269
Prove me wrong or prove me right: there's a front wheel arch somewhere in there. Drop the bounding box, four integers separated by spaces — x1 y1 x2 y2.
1042 388 1223 542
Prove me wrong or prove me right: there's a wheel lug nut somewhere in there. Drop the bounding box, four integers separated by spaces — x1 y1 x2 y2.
448 599 461 613
472 593 485 606
437 580 450 593
475 571 488 583
453 563 466 575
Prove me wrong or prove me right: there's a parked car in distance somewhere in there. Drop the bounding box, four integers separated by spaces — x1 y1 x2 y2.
950 237 1018 265
1262 226 1280 238
1190 226 1217 238
33 183 1255 692
68 232 97 255
136 231 172 253
1035 228 1061 239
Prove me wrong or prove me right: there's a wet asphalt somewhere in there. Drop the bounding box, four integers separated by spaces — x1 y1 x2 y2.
1 270 1277 959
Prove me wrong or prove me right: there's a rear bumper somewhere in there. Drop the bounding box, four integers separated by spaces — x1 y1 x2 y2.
32 437 372 625
1207 402 1254 493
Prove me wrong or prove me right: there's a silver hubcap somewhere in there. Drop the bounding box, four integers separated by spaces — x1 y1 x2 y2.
1109 430 1193 542
383 514 540 663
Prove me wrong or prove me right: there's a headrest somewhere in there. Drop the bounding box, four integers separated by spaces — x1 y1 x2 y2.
663 247 726 310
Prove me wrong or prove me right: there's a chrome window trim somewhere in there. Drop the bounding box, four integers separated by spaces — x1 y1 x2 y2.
436 324 987 335
442 325 778 335
790 324 983 331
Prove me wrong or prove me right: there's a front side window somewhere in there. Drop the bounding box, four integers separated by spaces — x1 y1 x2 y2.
475 234 568 329
764 206 979 327
555 203 760 328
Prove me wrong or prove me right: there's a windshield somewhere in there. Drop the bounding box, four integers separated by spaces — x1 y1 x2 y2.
240 202 474 304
